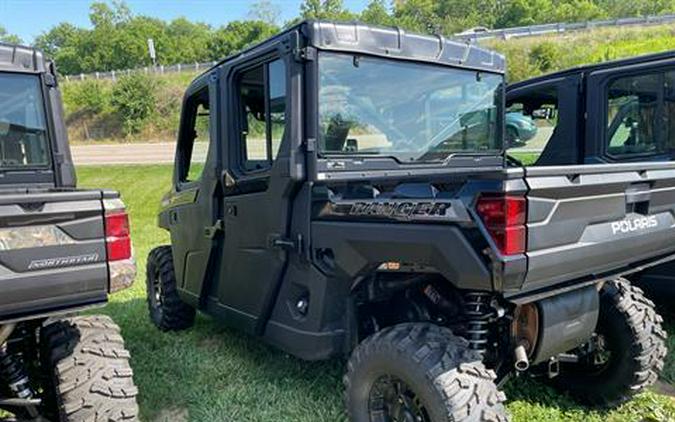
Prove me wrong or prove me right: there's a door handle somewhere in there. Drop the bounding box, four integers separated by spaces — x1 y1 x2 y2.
204 220 224 239
625 184 651 204
269 233 303 253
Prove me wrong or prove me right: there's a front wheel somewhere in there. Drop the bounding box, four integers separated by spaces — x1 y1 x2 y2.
146 245 196 331
550 278 667 407
344 323 508 422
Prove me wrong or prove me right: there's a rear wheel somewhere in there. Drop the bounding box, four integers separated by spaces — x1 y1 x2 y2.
344 323 508 422
146 245 196 331
550 278 667 407
41 315 139 421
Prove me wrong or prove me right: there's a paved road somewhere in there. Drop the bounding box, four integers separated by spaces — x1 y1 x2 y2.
71 128 555 165
71 142 208 165
71 142 175 165
70 142 207 165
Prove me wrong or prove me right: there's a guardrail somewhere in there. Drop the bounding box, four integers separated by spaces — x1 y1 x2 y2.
62 13 675 81
454 13 675 42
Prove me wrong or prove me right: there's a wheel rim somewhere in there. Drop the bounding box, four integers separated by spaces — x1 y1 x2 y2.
368 375 430 422
151 265 163 307
584 334 613 372
567 332 614 376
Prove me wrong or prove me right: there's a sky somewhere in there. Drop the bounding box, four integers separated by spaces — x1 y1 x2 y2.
0 0 371 43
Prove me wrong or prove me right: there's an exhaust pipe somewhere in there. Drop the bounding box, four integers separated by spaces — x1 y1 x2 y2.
514 343 530 372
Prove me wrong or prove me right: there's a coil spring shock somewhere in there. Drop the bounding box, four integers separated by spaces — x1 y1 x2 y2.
0 338 34 401
464 292 493 354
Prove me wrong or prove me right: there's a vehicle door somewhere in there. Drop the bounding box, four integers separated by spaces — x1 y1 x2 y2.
214 47 300 334
165 77 221 307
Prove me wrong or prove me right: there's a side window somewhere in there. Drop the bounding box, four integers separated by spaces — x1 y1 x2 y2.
238 58 287 172
606 73 663 156
506 88 559 165
179 87 211 184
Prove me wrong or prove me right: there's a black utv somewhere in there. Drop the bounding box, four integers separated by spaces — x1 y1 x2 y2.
0 44 139 421
146 21 671 421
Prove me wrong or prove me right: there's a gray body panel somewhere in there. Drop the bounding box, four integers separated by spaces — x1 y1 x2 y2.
0 188 111 323
522 162 675 293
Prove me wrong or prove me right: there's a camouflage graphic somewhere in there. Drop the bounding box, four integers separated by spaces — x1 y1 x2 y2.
0 225 75 251
109 259 136 293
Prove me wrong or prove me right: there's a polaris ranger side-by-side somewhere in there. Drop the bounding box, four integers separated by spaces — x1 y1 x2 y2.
147 21 671 421
0 44 139 421
506 51 675 299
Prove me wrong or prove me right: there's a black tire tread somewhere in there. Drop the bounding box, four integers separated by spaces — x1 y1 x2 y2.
554 278 667 407
601 278 667 399
41 315 139 421
146 245 196 331
344 323 508 422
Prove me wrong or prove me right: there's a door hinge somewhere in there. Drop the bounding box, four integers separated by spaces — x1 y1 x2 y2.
294 46 316 62
204 220 224 239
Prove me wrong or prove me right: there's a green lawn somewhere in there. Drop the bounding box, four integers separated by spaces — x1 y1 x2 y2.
78 164 675 422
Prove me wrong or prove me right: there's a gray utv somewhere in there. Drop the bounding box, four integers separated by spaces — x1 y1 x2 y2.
146 21 671 421
506 51 675 300
0 44 139 421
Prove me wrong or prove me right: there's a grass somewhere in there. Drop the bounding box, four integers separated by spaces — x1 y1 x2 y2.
77 164 675 421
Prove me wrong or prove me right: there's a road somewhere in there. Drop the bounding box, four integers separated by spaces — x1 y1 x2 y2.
71 142 208 165
71 128 554 165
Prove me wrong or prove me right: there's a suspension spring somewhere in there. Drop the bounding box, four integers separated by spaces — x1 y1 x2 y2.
464 292 493 354
0 342 34 400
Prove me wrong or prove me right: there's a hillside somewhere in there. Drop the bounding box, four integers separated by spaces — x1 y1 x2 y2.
62 22 675 143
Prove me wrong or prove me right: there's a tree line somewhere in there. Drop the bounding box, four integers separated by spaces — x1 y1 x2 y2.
3 0 675 75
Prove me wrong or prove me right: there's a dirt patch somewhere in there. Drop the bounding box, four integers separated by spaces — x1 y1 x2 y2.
153 407 189 422
653 380 675 398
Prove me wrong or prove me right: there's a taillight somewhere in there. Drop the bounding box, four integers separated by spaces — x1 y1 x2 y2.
476 194 527 255
104 199 132 262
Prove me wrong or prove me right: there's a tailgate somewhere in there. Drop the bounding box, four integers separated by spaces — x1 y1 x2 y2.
522 162 675 292
0 189 109 321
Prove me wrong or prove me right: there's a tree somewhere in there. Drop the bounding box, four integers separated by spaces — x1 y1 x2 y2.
248 0 282 26
207 20 279 60
0 25 22 44
393 0 442 33
300 0 355 20
360 0 394 26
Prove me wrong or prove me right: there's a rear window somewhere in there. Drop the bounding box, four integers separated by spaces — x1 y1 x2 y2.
0 73 50 169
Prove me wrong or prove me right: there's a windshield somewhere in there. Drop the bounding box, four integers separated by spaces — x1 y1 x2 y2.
318 53 503 163
0 73 50 169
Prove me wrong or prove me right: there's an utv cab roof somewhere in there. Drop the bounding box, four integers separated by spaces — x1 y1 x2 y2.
508 50 675 90
195 20 505 88
0 43 48 74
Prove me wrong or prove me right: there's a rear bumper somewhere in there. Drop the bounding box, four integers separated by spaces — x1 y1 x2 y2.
0 262 109 323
